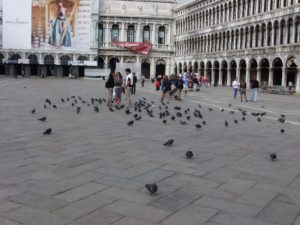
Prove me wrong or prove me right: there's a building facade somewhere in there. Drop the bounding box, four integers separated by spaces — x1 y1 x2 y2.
173 0 300 91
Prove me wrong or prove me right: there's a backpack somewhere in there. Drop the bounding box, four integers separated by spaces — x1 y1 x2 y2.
133 76 137 84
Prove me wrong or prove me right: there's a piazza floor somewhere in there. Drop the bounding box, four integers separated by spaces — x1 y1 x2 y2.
0 77 300 225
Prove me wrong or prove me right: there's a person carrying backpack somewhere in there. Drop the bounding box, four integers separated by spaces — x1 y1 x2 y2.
131 73 137 95
105 72 115 107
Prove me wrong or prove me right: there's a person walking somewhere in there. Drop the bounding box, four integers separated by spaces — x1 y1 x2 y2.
124 68 133 109
141 75 145 87
105 72 115 107
114 72 123 106
160 75 172 105
250 76 259 102
182 75 189 96
131 72 137 95
155 79 161 91
232 78 240 99
175 75 183 100
239 80 248 102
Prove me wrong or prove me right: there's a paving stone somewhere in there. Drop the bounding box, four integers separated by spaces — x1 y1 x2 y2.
53 194 115 220
217 178 257 195
258 201 300 225
3 206 71 225
8 192 69 211
66 209 123 225
194 196 261 217
0 200 21 213
212 213 278 225
0 217 21 225
94 175 145 191
132 169 175 183
111 216 156 225
55 182 108 202
104 200 172 223
0 188 20 199
161 204 218 225
100 186 158 204
150 189 202 211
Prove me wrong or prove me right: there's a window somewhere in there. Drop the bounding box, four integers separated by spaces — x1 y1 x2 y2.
127 25 135 42
143 26 150 42
111 24 119 42
158 26 165 44
98 24 104 43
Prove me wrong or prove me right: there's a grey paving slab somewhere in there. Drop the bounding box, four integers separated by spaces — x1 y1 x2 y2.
161 204 218 225
257 201 300 225
103 200 172 223
111 216 157 225
212 213 278 225
2 206 71 225
66 209 123 225
217 178 257 195
0 217 21 225
0 200 21 213
53 194 115 220
8 192 69 211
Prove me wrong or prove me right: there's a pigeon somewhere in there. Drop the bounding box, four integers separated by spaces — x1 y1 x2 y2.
120 104 125 109
171 115 176 121
125 109 131 114
251 112 260 117
103 98 106 103
53 104 57 109
163 139 174 146
38 116 46 122
260 112 267 116
72 103 75 107
45 99 52 105
176 112 183 118
61 98 65 103
145 183 158 194
94 106 99 113
174 106 181 110
278 118 285 123
229 111 235 115
163 119 167 124
31 109 36 114
228 104 232 107
134 114 139 118
202 121 206 125
187 116 191 121
44 104 47 109
74 99 78 104
186 151 194 159
220 108 225 112
270 153 277 161
67 98 69 102
134 106 137 112
135 115 142 121
138 107 142 113
225 120 229 127
43 128 52 135
280 128 285 134
195 124 202 129
180 120 187 125
198 104 202 108
257 117 261 122
71 96 76 98
242 117 246 121
127 120 134 126
242 111 247 116
109 107 114 112
76 107 81 114
208 108 213 112
281 114 286 118
234 119 238 124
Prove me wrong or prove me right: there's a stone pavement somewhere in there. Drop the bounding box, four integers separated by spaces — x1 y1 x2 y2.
0 77 300 225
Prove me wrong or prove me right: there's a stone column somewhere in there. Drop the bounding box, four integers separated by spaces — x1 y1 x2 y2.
105 56 109 69
236 67 241 80
166 58 171 75
257 67 261 82
269 68 274 86
227 69 231 86
136 23 141 42
246 67 251 88
296 69 300 92
105 22 110 47
168 24 172 46
150 58 155 77
282 67 287 86
218 68 223 86
151 24 156 45
120 23 125 41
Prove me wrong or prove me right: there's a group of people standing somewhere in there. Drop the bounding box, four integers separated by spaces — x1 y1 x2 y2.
232 77 259 102
106 68 141 109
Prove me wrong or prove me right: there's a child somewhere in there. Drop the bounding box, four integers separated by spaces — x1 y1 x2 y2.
155 79 161 91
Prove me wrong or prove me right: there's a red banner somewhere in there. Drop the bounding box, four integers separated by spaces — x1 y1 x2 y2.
112 42 152 55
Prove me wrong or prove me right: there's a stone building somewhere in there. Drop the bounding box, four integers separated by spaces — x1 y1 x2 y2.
173 0 300 91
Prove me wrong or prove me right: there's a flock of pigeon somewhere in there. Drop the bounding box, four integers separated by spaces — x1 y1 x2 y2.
30 95 287 194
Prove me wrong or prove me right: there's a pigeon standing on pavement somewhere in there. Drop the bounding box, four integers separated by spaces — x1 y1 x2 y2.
43 128 52 135
186 151 194 159
163 139 174 146
145 183 158 194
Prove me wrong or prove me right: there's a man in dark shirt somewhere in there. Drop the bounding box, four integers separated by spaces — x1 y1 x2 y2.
160 75 172 104
250 76 259 102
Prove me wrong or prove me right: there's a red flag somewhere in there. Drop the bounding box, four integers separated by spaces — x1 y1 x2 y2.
112 42 152 55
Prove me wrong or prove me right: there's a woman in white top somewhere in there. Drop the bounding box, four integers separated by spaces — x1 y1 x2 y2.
232 78 240 99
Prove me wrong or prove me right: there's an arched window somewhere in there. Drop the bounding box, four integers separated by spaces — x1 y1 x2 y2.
111 24 119 42
98 24 104 43
143 26 150 42
158 26 165 44
127 25 135 42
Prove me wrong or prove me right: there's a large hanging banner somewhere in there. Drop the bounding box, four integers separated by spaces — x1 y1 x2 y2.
112 42 152 55
32 0 91 50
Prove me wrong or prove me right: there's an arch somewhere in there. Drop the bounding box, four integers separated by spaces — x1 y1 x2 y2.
230 60 237 84
143 25 150 42
239 59 247 81
44 55 54 65
111 24 119 42
286 57 298 88
141 58 151 78
98 23 104 43
260 58 270 86
94 56 104 69
273 57 283 85
127 24 135 42
156 58 166 76
158 26 166 44
193 61 199 73
179 62 183 74
60 55 72 76
206 61 212 84
183 62 187 73
77 55 88 62
213 61 220 86
221 60 228 86
28 54 39 76
0 54 5 75
10 54 21 62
